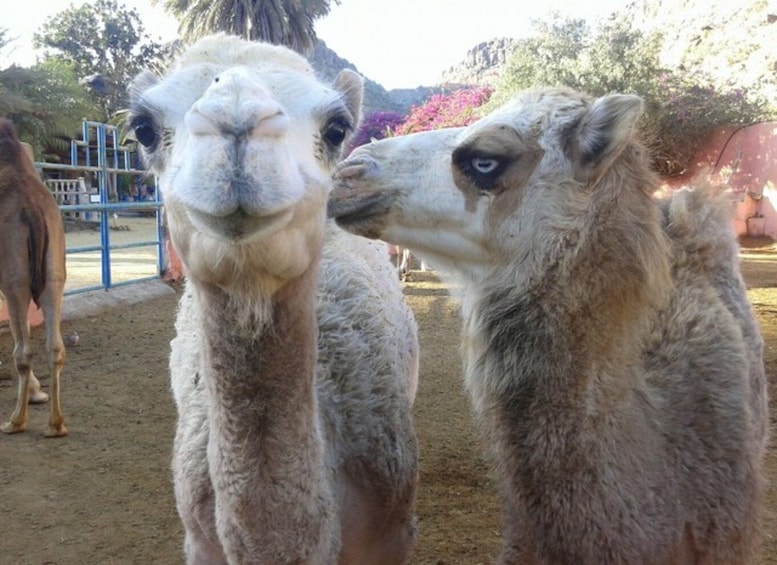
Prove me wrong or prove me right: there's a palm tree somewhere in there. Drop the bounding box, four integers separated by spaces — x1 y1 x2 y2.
156 0 338 54
0 61 100 161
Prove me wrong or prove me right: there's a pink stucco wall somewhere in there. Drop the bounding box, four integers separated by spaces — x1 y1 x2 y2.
672 122 777 238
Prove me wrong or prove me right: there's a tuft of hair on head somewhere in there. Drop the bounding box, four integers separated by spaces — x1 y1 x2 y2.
332 69 364 127
568 93 644 186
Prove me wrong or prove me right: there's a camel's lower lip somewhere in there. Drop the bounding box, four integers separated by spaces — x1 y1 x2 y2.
327 190 395 226
188 207 289 241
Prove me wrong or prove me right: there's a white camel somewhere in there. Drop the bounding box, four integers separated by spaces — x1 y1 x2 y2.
0 118 68 437
329 87 769 564
128 34 419 564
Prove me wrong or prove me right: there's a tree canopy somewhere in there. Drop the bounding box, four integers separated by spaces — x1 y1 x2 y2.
156 0 339 53
0 60 101 161
0 28 100 159
489 14 773 176
33 0 168 121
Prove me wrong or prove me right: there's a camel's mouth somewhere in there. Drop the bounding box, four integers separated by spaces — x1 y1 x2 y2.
327 189 396 239
188 207 291 242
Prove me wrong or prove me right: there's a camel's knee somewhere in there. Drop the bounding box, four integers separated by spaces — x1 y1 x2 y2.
12 343 33 376
11 348 48 403
47 339 66 369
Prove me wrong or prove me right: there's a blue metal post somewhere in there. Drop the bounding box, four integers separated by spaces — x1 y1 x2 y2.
155 176 165 277
96 123 112 288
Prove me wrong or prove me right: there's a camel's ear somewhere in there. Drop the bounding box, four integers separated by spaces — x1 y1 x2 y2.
129 70 159 105
333 69 364 127
569 93 643 185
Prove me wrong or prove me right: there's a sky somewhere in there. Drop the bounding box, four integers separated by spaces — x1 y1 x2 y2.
3 0 632 90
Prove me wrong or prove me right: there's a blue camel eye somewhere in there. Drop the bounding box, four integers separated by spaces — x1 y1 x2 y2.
472 157 500 174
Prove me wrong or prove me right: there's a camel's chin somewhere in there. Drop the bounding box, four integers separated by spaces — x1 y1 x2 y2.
188 207 291 242
327 190 396 240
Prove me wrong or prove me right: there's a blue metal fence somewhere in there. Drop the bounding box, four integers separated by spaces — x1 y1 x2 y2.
36 120 165 296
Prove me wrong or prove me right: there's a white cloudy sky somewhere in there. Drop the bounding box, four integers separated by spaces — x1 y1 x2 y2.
5 0 631 89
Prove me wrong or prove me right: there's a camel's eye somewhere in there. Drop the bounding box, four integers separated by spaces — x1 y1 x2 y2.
453 149 504 183
132 116 158 149
472 157 500 175
323 118 350 148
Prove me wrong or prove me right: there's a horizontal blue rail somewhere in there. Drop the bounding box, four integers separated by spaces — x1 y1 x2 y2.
59 201 165 296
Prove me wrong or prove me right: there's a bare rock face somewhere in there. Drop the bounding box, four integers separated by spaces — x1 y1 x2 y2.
441 1 777 96
629 0 777 99
440 38 516 86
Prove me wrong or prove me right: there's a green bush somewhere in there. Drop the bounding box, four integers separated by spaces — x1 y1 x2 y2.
490 14 775 177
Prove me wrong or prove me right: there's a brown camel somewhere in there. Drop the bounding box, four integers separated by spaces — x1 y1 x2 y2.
0 118 68 437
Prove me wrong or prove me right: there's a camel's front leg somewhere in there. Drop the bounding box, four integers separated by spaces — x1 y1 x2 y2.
173 389 226 564
39 281 67 437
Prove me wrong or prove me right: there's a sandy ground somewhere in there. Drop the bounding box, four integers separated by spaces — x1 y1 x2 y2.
0 239 774 564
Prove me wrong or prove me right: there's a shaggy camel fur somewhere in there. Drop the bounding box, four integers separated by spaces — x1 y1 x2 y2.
128 35 419 564
329 87 769 564
0 118 67 437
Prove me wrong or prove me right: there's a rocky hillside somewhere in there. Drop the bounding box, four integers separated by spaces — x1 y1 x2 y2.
438 1 777 96
628 0 777 100
310 40 440 115
440 38 515 86
310 38 506 115
312 0 777 115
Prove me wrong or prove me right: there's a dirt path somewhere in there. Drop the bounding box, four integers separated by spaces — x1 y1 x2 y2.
0 241 775 564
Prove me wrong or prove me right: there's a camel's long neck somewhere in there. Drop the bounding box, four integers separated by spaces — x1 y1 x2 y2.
199 272 319 426
470 182 667 414
467 194 669 479
195 264 335 557
469 284 611 416
467 281 650 514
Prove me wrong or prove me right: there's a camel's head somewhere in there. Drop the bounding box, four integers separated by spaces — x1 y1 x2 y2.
128 34 362 293
329 87 651 284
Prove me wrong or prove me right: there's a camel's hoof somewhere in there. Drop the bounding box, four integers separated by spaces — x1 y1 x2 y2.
44 424 68 438
29 391 49 404
1 420 26 434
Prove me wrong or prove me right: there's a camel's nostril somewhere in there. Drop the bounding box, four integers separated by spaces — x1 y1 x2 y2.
185 108 220 136
247 110 289 139
334 160 374 181
186 100 288 139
